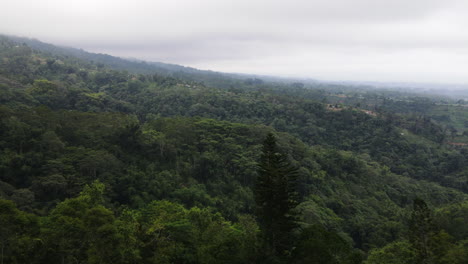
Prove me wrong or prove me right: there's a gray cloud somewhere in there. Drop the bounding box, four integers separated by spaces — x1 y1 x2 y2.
1 0 467 83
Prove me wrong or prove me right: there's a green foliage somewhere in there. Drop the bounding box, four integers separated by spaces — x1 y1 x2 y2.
409 198 436 264
0 199 38 264
0 35 468 263
438 239 468 264
255 133 298 259
364 240 416 264
292 225 362 264
40 181 118 263
434 201 468 240
136 200 259 264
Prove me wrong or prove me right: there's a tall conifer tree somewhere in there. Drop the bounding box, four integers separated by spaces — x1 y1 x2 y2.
409 198 435 264
255 133 298 260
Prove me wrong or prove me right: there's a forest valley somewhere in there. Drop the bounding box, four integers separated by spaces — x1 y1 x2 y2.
0 35 467 263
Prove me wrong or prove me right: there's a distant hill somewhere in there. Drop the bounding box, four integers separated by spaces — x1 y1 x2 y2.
2 34 268 88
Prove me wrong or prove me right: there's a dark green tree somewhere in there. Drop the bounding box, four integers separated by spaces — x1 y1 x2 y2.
255 133 298 261
409 198 435 264
364 240 416 264
293 225 362 264
0 199 38 264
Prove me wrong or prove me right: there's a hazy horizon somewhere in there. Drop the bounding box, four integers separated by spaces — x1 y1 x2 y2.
2 0 467 85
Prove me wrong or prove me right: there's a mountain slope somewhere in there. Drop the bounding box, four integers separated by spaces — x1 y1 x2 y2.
0 35 467 263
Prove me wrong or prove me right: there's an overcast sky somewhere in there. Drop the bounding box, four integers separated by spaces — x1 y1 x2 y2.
1 0 467 84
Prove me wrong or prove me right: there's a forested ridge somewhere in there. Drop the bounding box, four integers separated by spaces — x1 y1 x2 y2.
0 35 467 263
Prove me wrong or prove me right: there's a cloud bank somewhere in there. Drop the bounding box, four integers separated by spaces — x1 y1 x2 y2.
1 0 467 83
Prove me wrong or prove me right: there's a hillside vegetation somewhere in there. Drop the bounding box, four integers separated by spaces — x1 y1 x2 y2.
0 35 467 263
